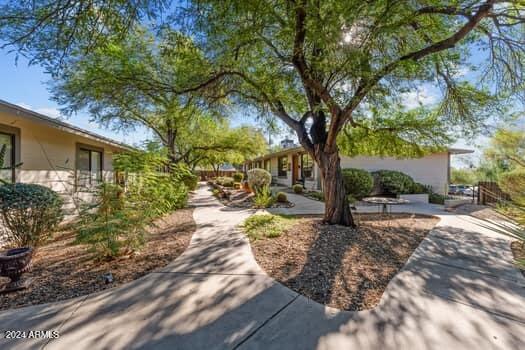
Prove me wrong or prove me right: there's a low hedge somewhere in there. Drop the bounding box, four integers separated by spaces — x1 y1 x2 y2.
372 170 416 195
292 184 303 194
341 168 373 199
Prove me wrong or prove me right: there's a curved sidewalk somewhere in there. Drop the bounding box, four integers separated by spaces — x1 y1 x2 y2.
1 184 524 349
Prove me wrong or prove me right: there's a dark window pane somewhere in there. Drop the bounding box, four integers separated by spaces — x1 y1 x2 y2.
0 133 13 182
301 154 314 179
77 148 103 189
278 156 288 177
91 150 102 182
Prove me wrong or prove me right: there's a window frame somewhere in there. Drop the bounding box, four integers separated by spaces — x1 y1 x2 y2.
300 153 314 180
0 124 21 184
76 143 104 190
0 132 15 183
278 156 288 177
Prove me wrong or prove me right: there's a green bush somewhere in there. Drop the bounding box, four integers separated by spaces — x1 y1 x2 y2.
217 176 234 187
306 191 324 201
341 168 373 199
411 182 429 194
113 148 189 212
372 170 416 195
76 183 153 259
0 183 64 247
171 163 198 190
429 192 446 205
276 192 288 202
247 169 272 192
233 172 244 182
133 172 188 215
242 214 297 240
253 185 275 208
293 184 303 194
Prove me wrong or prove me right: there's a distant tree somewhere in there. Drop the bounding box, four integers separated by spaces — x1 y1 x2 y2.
451 168 478 185
182 119 267 174
485 128 525 169
50 28 217 167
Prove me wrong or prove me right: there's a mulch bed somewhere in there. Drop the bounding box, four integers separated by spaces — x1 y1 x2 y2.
249 213 439 311
511 241 525 277
0 208 196 311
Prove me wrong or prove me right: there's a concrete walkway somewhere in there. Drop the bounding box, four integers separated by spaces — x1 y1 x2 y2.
1 184 525 349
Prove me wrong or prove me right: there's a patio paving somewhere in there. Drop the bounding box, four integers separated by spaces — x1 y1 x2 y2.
1 183 524 349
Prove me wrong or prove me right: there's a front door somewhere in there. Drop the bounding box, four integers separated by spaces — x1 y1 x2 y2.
292 154 299 184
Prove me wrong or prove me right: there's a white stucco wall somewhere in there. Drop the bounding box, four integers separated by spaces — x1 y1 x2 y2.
0 109 124 199
339 153 449 195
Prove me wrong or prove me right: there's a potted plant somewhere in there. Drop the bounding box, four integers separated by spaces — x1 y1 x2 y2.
0 183 63 293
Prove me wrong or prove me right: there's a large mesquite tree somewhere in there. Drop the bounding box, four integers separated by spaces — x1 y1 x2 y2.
1 0 524 226
180 0 524 225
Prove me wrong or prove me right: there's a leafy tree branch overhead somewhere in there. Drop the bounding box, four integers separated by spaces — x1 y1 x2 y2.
0 0 523 226
180 0 523 225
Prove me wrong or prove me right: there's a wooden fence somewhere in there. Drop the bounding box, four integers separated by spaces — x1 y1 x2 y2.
477 181 511 206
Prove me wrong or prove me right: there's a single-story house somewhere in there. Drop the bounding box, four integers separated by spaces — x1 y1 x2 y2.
0 99 130 204
245 146 472 195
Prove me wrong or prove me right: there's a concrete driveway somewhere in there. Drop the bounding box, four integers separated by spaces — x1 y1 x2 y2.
1 184 524 349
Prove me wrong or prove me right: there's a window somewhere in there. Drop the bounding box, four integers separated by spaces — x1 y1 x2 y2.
301 153 314 180
77 145 103 189
0 132 15 183
278 156 288 177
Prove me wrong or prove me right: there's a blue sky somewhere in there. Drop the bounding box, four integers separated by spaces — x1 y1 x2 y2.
0 46 500 168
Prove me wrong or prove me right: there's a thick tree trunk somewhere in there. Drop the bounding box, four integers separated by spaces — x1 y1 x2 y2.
316 149 355 227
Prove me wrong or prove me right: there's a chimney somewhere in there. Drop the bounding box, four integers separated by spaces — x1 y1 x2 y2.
280 138 296 149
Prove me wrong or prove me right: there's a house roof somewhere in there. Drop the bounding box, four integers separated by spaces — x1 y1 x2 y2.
248 145 474 162
0 99 133 150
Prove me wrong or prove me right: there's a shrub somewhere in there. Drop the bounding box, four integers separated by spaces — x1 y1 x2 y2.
76 183 153 259
307 191 324 201
171 163 198 190
242 214 297 240
411 182 429 194
347 195 357 204
223 178 234 187
341 168 373 199
372 170 416 195
233 172 244 182
253 185 275 208
136 173 188 215
113 147 189 213
217 176 234 187
0 183 64 247
276 192 288 202
234 182 241 189
429 192 446 205
247 168 272 192
293 184 303 194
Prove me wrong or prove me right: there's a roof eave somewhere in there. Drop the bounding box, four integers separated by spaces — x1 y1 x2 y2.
0 99 134 151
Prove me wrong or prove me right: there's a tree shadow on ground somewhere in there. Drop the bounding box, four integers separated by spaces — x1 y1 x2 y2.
1 185 524 350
